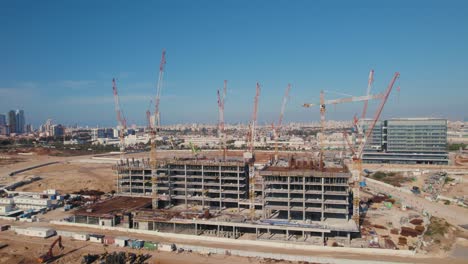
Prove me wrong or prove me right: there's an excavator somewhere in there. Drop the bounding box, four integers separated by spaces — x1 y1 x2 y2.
37 236 64 263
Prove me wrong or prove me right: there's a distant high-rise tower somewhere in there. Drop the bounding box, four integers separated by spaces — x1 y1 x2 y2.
0 114 6 126
15 109 25 134
0 114 7 136
8 110 17 134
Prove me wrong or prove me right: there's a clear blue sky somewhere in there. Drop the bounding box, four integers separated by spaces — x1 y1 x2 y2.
1 0 467 127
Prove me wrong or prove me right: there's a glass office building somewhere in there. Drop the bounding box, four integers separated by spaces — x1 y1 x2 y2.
361 118 448 165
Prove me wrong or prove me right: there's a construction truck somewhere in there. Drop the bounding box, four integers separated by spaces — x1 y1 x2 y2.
37 235 64 263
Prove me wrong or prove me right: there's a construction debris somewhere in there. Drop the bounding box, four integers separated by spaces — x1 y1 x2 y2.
81 251 151 264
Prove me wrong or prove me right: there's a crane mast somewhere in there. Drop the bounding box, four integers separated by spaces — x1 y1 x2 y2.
246 82 261 220
217 80 227 160
112 78 126 160
274 84 291 162
154 49 166 128
350 72 400 224
151 49 167 209
361 69 374 120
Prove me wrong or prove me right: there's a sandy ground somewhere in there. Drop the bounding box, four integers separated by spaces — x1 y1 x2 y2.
15 162 114 193
440 180 468 198
0 153 114 194
0 230 270 264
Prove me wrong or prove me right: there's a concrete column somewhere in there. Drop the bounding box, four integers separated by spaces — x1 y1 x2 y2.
321 177 325 222
262 175 265 219
322 232 325 245
219 165 222 210
195 223 198 235
173 222 176 233
347 232 351 245
217 225 220 237
255 228 259 238
303 176 306 221
184 164 188 209
116 170 119 194
129 169 132 195
237 167 240 212
201 165 205 209
287 176 291 221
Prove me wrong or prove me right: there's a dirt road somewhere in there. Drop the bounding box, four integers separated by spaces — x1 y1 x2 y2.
366 179 468 227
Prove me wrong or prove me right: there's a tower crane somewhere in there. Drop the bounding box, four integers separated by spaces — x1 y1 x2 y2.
112 78 127 160
303 91 384 171
342 72 400 224
244 82 261 220
217 80 227 160
273 84 291 162
361 70 374 120
150 49 167 209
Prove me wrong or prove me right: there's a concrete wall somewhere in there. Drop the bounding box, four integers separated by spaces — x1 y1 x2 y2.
51 220 415 257
177 243 401 264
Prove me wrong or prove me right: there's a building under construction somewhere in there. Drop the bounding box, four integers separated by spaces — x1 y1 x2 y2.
114 158 250 209
111 157 359 245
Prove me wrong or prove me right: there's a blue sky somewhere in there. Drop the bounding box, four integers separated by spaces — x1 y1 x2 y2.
1 1 467 127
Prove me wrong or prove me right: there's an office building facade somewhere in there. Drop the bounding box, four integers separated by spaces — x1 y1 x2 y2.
361 118 448 165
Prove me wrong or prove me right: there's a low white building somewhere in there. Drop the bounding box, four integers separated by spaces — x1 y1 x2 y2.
0 204 14 215
72 232 89 241
89 234 104 243
13 195 52 210
114 236 129 247
14 226 56 238
0 198 14 205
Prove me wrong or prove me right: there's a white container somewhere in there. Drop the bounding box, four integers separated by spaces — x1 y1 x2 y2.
72 232 89 241
89 234 104 243
15 227 55 238
158 243 176 252
115 236 129 247
57 230 74 238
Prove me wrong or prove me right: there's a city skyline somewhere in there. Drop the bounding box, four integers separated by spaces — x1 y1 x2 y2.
1 1 467 127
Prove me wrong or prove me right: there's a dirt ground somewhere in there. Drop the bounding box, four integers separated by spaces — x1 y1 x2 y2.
15 162 114 194
0 231 273 264
0 152 114 194
440 178 468 198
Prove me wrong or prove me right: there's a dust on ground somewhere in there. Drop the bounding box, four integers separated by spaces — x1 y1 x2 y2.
15 162 114 194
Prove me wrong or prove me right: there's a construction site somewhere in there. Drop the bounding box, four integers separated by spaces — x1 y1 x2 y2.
1 48 467 263
63 52 406 250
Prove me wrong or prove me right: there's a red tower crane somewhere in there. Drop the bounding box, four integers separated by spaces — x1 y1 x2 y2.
154 49 167 129
345 72 400 224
